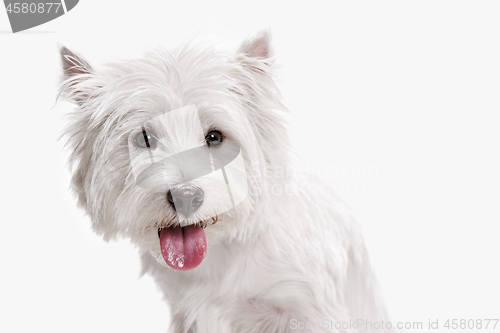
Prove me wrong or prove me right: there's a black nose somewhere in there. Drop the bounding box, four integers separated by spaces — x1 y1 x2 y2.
167 185 204 218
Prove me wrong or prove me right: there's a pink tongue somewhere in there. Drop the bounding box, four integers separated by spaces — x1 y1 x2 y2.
160 224 207 271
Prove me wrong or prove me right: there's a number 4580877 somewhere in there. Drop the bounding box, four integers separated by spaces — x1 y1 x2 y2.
444 319 498 330
6 3 62 14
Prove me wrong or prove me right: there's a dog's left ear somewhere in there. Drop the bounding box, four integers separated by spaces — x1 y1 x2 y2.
237 30 274 67
238 30 272 58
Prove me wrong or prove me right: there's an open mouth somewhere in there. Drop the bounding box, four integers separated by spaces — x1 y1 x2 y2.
156 216 217 271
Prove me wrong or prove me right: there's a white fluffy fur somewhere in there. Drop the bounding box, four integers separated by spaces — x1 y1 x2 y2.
59 32 393 333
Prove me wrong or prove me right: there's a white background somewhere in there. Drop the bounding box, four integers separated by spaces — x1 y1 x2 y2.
1 1 499 332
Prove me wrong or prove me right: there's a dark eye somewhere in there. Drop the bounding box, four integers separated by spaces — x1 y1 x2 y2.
133 129 158 149
205 130 223 147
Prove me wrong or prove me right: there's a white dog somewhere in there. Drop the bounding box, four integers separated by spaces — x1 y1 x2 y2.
59 31 393 333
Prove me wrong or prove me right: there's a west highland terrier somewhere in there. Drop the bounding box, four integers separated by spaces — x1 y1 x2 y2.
59 32 393 333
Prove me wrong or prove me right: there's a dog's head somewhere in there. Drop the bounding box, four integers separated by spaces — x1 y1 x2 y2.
59 32 290 271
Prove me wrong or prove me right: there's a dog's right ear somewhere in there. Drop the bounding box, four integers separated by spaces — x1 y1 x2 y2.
60 46 92 77
59 46 93 106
